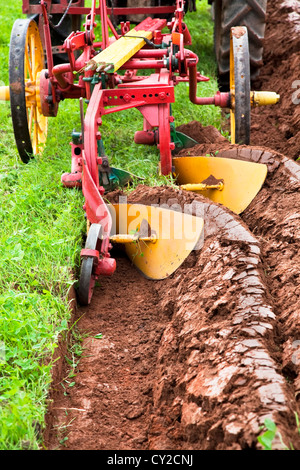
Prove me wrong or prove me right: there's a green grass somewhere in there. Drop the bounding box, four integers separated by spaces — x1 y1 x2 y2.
0 0 220 449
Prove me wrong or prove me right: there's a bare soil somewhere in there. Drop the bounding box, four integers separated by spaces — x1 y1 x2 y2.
43 0 300 451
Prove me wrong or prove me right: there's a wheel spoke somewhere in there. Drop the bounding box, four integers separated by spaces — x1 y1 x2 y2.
37 112 47 145
24 44 33 82
32 105 38 153
30 33 36 77
28 105 34 133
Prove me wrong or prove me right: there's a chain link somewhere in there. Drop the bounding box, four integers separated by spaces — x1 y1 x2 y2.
49 0 74 29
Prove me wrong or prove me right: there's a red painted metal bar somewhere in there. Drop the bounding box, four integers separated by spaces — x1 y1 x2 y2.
83 82 102 189
118 49 196 70
81 154 113 257
81 81 113 257
40 0 54 79
133 49 168 58
188 64 230 107
119 59 165 69
106 13 120 40
85 0 97 44
158 102 173 174
99 0 109 49
22 2 175 16
53 63 72 89
101 85 175 109
22 0 83 12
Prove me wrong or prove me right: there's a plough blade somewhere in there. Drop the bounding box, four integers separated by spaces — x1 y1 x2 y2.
109 204 204 280
173 156 267 214
171 128 199 152
98 167 143 192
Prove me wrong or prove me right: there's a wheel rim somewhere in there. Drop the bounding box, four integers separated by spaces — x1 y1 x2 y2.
77 224 102 306
77 257 95 306
230 26 251 145
9 19 48 162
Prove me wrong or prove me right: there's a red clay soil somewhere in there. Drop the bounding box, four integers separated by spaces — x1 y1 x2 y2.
43 0 300 451
44 144 300 450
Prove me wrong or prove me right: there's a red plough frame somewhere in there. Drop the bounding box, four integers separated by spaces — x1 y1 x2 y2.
27 0 230 295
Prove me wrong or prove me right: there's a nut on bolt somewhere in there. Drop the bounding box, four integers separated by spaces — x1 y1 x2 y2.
123 93 131 103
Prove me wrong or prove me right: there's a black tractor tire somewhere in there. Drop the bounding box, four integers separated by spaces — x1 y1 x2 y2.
212 0 267 91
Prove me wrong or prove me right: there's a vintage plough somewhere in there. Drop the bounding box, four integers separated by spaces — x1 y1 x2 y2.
0 0 279 304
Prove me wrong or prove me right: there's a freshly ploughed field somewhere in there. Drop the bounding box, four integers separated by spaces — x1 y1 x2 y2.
42 1 300 451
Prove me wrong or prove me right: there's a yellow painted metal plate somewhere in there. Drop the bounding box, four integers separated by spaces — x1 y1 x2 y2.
173 156 267 214
109 204 204 280
86 29 153 73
